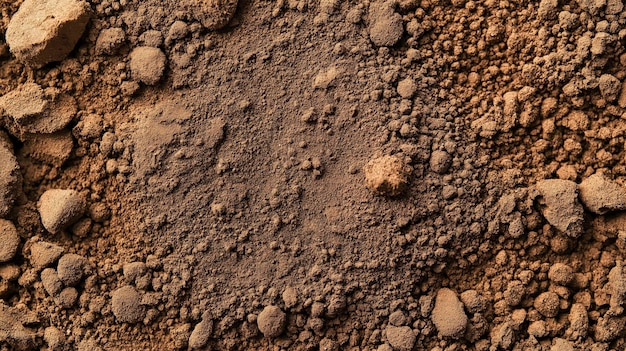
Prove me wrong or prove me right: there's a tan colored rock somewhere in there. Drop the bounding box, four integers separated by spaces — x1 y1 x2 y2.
0 220 20 263
38 189 86 234
579 173 626 215
257 305 286 338
5 0 90 66
0 137 20 218
369 1 404 47
364 155 411 197
186 0 239 30
431 288 468 338
129 47 167 85
535 179 584 238
111 286 144 323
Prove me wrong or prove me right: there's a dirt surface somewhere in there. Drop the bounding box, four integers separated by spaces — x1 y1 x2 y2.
3 0 626 349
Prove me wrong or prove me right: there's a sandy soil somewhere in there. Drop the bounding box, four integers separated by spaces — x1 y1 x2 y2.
2 0 626 350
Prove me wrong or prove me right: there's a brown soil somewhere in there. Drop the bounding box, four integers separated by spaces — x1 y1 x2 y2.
2 0 626 350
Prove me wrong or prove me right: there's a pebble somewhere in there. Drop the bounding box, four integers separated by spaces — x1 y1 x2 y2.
369 1 404 47
189 318 213 349
534 291 560 318
44 326 65 350
0 220 20 263
129 46 167 85
95 27 126 55
363 155 411 197
41 268 63 296
578 173 626 215
56 253 87 286
29 241 64 269
598 74 621 102
385 325 415 351
56 287 78 308
38 189 86 234
460 290 486 314
397 78 416 99
188 0 239 30
111 286 144 323
535 179 584 238
257 305 286 338
431 288 468 338
0 138 19 218
430 150 452 174
548 263 574 286
5 0 90 66
282 286 298 309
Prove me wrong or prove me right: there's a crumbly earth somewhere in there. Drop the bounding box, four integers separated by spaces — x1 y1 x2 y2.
2 0 626 350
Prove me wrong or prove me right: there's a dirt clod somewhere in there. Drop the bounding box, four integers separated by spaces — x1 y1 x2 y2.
578 173 626 215
38 189 86 234
431 288 468 339
364 155 411 197
111 285 144 324
0 139 19 218
535 179 584 238
129 47 167 86
257 305 286 338
56 253 87 287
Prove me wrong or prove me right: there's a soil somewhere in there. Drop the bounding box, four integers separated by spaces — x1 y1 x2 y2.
2 0 626 349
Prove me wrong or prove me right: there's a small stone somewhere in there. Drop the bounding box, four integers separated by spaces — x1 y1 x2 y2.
385 325 415 351
257 305 286 338
534 291 560 318
548 263 574 286
388 310 407 326
5 0 90 66
123 262 147 284
0 220 20 263
44 326 65 351
29 241 64 269
189 318 213 349
430 150 452 174
579 173 626 215
431 288 468 338
38 189 86 234
40 268 62 296
460 290 486 314
364 155 411 197
56 287 78 308
0 139 20 218
535 179 584 238
397 78 416 99
95 27 126 55
282 286 298 309
111 286 144 323
598 74 621 102
369 1 404 47
186 0 239 30
56 253 87 286
129 46 167 85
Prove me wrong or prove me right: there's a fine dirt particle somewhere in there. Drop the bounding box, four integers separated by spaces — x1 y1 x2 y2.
578 173 626 215
185 0 239 30
0 138 20 218
363 155 411 197
534 291 560 318
56 253 87 286
256 305 286 338
111 286 144 324
431 288 468 339
535 179 584 238
38 189 86 234
129 47 167 86
5 0 90 66
29 241 64 269
188 318 213 349
0 220 20 263
385 325 415 351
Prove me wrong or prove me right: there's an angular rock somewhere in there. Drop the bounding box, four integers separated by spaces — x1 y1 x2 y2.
189 318 213 349
5 0 90 66
95 28 126 55
535 179 584 238
579 173 626 215
29 241 64 269
38 189 86 234
431 288 468 338
364 155 411 197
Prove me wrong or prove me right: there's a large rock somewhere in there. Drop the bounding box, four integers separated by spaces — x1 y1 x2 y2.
38 189 86 234
5 0 90 66
579 173 626 215
431 288 468 338
535 179 584 238
0 83 77 136
0 136 20 218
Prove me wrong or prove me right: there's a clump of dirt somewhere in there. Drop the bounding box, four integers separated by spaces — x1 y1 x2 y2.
3 0 626 349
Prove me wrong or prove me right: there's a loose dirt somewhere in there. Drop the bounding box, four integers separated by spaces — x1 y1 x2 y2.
2 0 626 349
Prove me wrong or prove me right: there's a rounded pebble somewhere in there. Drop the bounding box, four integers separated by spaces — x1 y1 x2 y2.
111 286 144 324
548 263 574 286
257 305 286 338
0 220 20 262
129 46 167 85
38 189 86 234
56 253 87 286
534 291 560 318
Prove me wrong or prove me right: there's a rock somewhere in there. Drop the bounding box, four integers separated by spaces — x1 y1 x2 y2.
129 47 167 85
534 291 560 318
0 138 20 218
430 150 452 174
598 74 621 102
0 83 77 135
388 310 407 326
40 268 62 296
123 262 147 284
535 179 584 238
0 220 20 263
282 286 298 309
364 155 411 197
5 0 90 66
397 78 416 99
431 288 468 338
186 0 239 30
22 131 73 166
257 305 286 338
385 325 415 351
189 318 213 349
607 261 626 310
578 173 626 215
369 1 404 47
95 28 126 55
44 326 65 351
56 287 78 308
38 189 86 234
111 286 144 323
551 338 574 351
29 241 64 269
549 263 574 286
56 253 87 286
460 290 487 314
